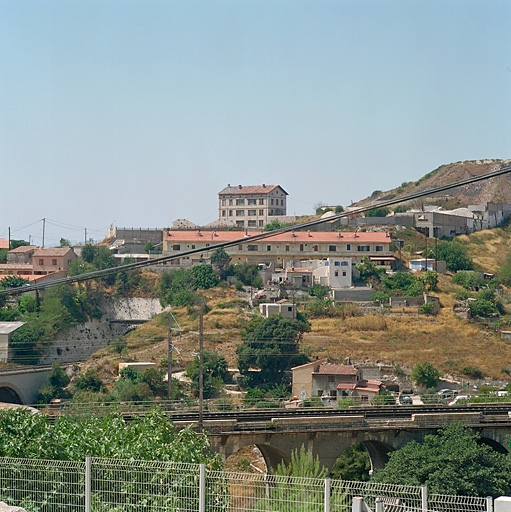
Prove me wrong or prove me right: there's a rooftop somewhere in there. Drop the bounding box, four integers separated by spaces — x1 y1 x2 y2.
218 184 288 196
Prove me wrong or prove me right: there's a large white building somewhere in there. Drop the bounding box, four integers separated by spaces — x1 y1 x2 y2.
217 184 289 228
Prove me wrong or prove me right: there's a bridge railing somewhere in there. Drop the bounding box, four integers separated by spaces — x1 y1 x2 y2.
0 456 493 512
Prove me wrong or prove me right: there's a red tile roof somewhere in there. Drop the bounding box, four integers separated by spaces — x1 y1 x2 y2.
218 185 287 196
315 364 359 376
163 230 391 244
355 379 383 393
336 383 357 390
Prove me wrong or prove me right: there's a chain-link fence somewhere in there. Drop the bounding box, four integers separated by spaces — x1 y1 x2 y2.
0 457 494 512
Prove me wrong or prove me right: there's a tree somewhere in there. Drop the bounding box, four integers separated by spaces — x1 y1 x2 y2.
190 264 219 289
452 270 485 290
81 244 98 263
372 423 511 497
9 240 29 250
371 389 396 405
233 262 262 288
264 219 288 231
0 276 29 289
435 241 473 272
411 361 440 389
144 241 155 253
59 238 71 247
366 207 390 217
210 248 232 279
237 315 310 387
186 350 228 399
356 257 384 285
330 443 370 481
308 284 328 299
275 445 328 478
498 252 511 286
468 298 497 318
36 362 71 403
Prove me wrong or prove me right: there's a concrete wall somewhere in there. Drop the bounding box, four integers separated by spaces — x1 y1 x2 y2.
40 298 164 364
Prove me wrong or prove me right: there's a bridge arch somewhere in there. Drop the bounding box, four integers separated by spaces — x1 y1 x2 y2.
479 436 508 454
360 440 395 472
0 385 23 404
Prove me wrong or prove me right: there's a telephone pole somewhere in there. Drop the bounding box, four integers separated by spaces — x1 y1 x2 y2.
198 311 204 433
167 312 173 403
42 218 46 248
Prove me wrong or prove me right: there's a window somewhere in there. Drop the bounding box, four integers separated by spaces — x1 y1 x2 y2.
221 199 226 206
358 245 370 252
281 199 284 206
342 271 347 276
172 245 180 251
259 198 264 205
52 259 57 266
259 209 264 215
285 245 290 252
334 261 341 266
346 244 351 251
248 220 256 227
247 245 258 251
334 270 339 276
236 221 244 227
328 376 336 382
328 245 336 252
38 259 44 265
329 390 337 397
236 210 245 216
191 245 195 249
229 199 233 205
259 220 264 227
248 198 256 205
248 209 256 216
266 245 271 251
288 306 293 312
238 245 243 250
299 244 304 251
271 198 274 205
222 210 226 217
341 261 349 266
236 199 244 206
229 210 233 216
376 245 383 252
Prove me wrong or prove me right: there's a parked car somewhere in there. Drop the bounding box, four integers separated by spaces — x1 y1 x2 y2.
399 394 413 405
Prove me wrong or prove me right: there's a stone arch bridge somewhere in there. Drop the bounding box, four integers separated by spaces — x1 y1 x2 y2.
176 408 511 472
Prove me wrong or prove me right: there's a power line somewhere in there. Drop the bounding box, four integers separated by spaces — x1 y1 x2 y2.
1 164 510 297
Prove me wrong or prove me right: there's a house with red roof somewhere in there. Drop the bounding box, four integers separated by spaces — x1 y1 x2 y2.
291 361 384 403
162 229 394 271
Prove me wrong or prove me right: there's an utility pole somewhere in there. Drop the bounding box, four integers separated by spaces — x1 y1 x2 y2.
167 312 173 404
84 228 87 245
42 218 46 248
198 310 204 434
8 227 10 250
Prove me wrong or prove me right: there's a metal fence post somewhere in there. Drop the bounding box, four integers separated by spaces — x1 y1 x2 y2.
324 476 330 512
85 456 91 512
375 497 384 512
486 496 493 512
421 485 427 512
199 463 205 512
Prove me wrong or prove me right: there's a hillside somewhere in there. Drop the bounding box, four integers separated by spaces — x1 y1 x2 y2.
355 159 511 210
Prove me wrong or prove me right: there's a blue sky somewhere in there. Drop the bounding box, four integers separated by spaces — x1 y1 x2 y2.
1 0 510 246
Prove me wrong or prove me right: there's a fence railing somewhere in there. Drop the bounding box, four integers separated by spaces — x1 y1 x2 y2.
0 456 493 512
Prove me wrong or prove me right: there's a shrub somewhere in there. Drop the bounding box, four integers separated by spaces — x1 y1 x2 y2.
419 302 436 315
461 366 484 379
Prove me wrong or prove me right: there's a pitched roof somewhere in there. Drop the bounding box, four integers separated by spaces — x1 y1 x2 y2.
314 364 359 376
163 230 391 244
32 248 75 257
0 239 9 250
218 185 288 196
8 245 37 253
